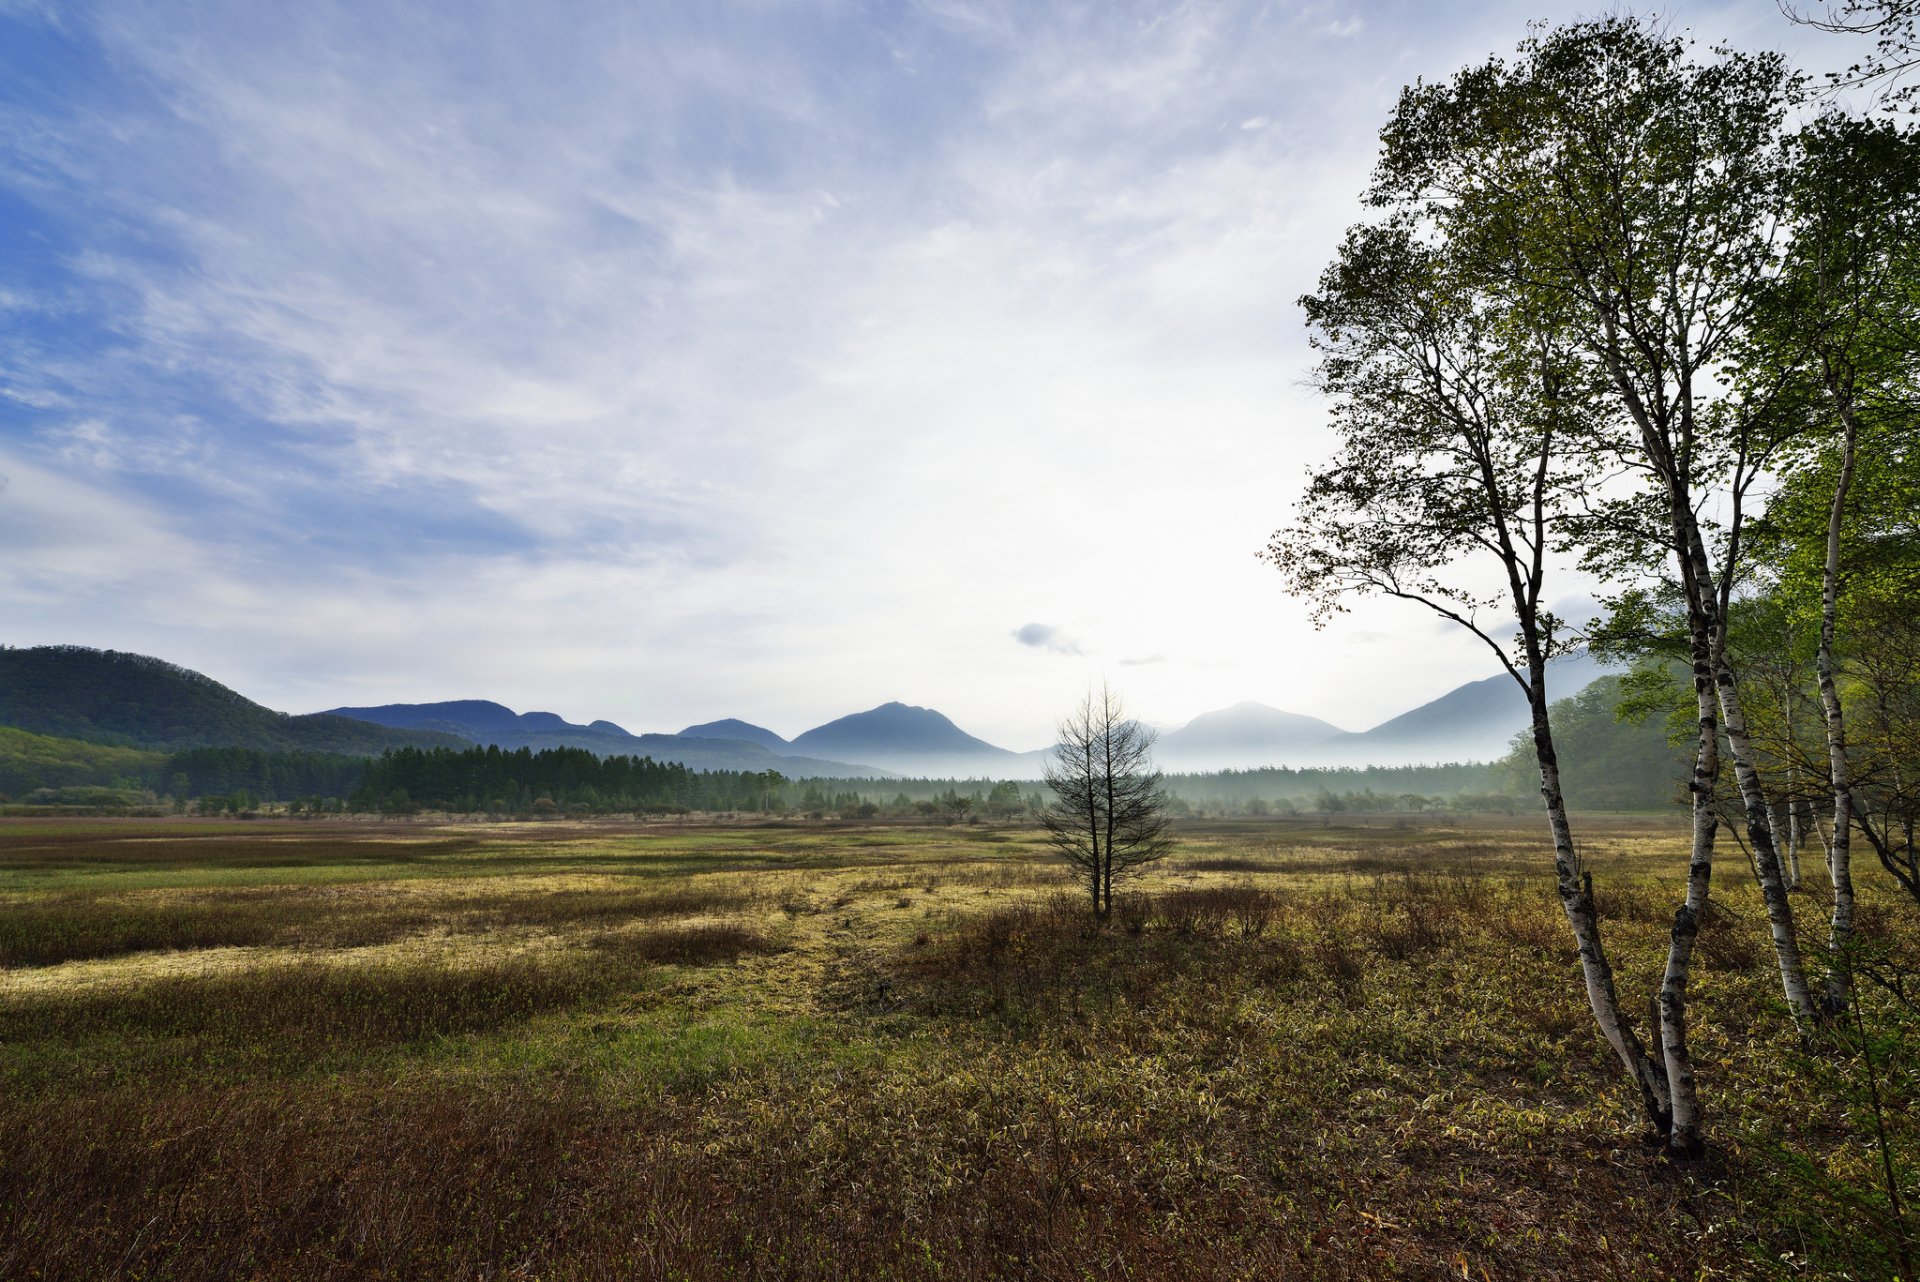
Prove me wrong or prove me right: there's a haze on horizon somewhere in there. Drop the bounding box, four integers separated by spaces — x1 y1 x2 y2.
0 1 1850 749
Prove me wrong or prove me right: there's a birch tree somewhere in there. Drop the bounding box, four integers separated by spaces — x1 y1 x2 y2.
1755 432 1920 917
1370 22 1838 1065
1265 212 1682 1139
1750 113 1920 1011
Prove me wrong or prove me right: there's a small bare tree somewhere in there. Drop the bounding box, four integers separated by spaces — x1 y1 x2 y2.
1042 686 1171 916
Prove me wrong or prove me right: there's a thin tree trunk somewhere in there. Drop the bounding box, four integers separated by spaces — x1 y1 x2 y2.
1770 796 1797 892
1531 677 1671 1134
1102 703 1118 917
1713 655 1821 1027
1788 798 1804 889
1681 505 1821 1029
1659 634 1718 1158
1607 361 1819 1038
1086 744 1103 916
1606 390 1723 1153
1817 399 1860 1014
1774 679 1789 890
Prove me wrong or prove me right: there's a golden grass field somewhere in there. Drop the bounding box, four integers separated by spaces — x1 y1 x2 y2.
1 812 1914 1280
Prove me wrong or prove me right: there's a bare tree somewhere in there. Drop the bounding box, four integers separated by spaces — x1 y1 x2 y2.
1042 686 1171 916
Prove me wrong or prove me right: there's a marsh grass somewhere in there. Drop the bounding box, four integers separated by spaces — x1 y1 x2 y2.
0 918 774 1092
0 815 1914 1280
0 878 770 968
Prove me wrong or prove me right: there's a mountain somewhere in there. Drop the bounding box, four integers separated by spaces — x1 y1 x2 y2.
1155 702 1349 771
0 647 469 755
789 702 1028 778
327 698 527 740
1351 651 1609 764
678 718 789 752
1153 653 1613 772
328 700 885 777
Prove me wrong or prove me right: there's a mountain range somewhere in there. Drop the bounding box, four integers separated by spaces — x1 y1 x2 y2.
1153 652 1609 772
325 699 889 777
0 643 1611 778
331 653 1610 777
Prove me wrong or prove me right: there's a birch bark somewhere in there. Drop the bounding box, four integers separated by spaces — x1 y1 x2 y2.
1815 399 1860 1014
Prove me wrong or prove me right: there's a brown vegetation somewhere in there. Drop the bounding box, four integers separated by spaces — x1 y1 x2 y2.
1 814 1914 1280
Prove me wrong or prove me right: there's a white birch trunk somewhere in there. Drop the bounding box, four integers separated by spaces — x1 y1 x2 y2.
1817 404 1860 1014
1713 649 1821 1027
1770 797 1797 892
1593 293 1825 1053
1787 801 1804 891
1678 509 1821 1029
1775 672 1803 891
1532 683 1671 1132
1658 639 1717 1157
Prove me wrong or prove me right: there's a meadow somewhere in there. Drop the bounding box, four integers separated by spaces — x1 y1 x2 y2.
1 813 1914 1280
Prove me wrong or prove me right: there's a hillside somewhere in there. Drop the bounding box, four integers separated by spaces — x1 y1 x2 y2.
1143 655 1610 772
0 647 469 755
1491 673 1686 809
0 726 167 796
1349 652 1608 765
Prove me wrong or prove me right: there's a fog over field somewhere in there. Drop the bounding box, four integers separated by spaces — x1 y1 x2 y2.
0 0 1842 744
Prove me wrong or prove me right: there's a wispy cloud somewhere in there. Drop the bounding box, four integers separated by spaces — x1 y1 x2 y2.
1013 622 1084 655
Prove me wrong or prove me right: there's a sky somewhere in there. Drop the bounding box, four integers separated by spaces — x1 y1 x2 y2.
0 0 1861 750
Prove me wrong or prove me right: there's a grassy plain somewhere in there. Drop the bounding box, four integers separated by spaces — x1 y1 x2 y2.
1 813 1914 1280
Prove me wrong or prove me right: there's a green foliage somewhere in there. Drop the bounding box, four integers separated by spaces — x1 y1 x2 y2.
0 726 166 797
1492 675 1688 811
164 747 365 802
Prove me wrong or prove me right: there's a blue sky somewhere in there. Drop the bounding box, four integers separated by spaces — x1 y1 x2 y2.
0 1 1853 747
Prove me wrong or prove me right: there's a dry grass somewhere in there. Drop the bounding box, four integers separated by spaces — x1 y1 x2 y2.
0 813 1915 1280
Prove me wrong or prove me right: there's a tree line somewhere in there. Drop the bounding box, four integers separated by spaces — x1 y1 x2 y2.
11 739 1540 817
350 746 787 814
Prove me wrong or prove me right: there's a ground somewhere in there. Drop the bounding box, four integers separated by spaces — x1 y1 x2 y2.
0 812 1913 1280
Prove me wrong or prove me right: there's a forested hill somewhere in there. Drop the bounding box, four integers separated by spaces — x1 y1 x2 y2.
1491 674 1687 810
0 646 470 754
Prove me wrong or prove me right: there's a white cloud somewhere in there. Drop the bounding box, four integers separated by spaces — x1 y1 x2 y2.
1013 622 1085 655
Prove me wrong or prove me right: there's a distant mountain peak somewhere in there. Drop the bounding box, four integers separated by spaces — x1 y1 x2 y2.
678 718 790 752
789 701 1016 773
1156 700 1351 770
329 699 523 734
